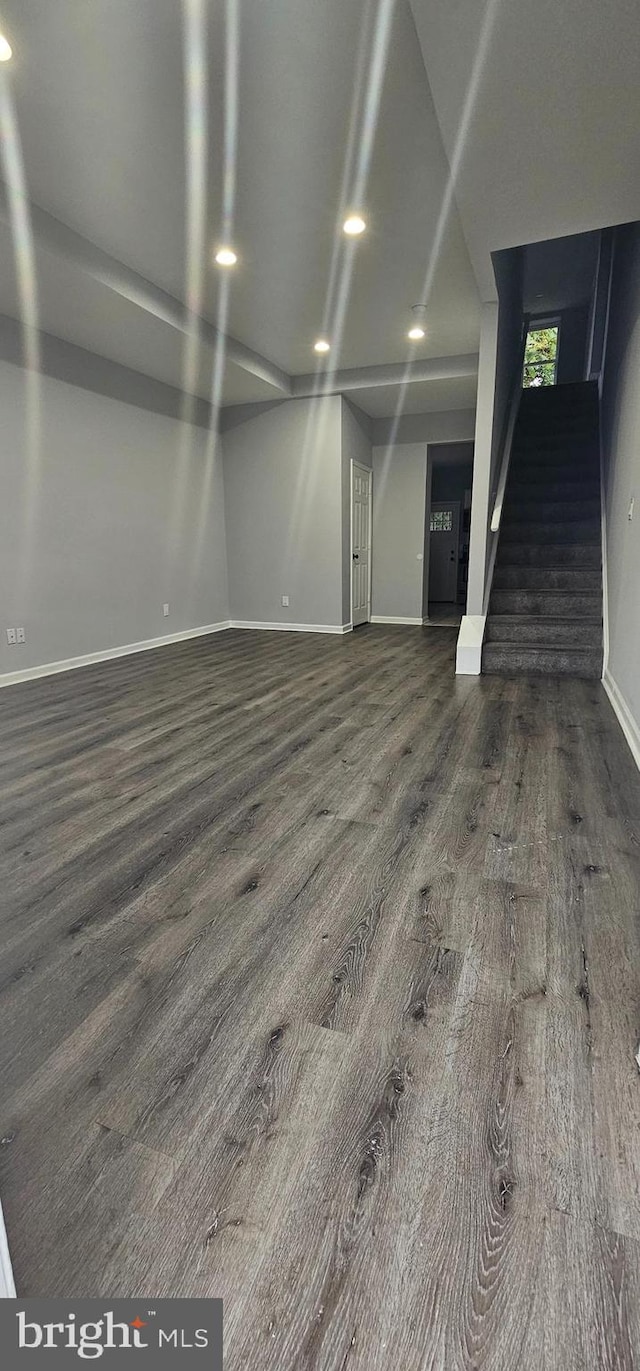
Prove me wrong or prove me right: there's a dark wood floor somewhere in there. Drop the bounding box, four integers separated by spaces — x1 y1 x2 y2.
1 625 640 1368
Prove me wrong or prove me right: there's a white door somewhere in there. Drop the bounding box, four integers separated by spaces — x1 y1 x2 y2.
351 462 372 627
428 501 460 603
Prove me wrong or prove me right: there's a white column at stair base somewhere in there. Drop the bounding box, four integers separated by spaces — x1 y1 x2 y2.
0 1201 16 1297
456 615 486 675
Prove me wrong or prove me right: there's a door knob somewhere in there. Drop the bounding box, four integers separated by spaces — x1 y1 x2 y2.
353 553 359 560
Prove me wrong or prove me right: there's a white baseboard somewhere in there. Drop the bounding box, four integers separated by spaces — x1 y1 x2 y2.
599 435 609 676
0 621 231 689
603 668 640 772
229 620 352 634
370 615 423 626
0 1200 16 1298
456 614 486 675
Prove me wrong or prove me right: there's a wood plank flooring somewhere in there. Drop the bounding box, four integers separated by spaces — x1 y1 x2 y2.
1 625 640 1368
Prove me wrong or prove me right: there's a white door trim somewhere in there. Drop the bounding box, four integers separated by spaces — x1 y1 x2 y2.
350 460 372 626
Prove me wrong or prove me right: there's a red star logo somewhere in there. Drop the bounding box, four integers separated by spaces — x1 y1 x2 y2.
130 1317 147 1330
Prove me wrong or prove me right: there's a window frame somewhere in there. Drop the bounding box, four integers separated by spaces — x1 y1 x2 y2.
522 315 561 388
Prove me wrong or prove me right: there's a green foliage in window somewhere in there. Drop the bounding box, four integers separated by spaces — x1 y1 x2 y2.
523 326 558 387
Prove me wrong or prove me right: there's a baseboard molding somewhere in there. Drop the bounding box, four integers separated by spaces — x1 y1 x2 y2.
456 614 486 675
229 620 352 635
603 668 640 772
0 621 231 689
370 615 423 626
0 1200 16 1298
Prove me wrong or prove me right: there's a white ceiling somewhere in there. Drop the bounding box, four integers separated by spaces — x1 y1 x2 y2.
410 0 640 299
0 0 482 419
2 1 639 420
0 221 281 407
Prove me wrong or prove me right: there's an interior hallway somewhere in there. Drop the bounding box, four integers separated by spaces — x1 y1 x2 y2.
1 625 639 1368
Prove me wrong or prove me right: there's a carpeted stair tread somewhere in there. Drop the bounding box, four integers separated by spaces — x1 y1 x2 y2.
492 564 601 591
482 641 603 678
500 518 601 544
485 615 603 647
497 543 600 566
502 496 601 522
508 478 600 500
490 587 601 616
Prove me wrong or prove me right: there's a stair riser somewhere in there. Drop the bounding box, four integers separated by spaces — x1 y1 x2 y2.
517 403 597 419
500 520 601 545
493 566 601 591
482 644 603 679
519 400 597 412
503 499 600 522
515 432 598 447
490 590 601 616
512 460 599 480
509 480 600 501
519 425 598 437
497 544 601 567
516 442 599 458
485 618 603 647
519 414 598 428
509 467 600 488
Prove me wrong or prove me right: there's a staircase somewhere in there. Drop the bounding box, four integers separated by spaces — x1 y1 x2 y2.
483 381 603 678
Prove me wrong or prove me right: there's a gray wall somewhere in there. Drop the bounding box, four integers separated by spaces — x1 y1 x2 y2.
556 303 590 383
222 395 345 627
341 399 372 622
371 408 476 447
371 443 428 620
600 222 640 737
0 315 212 429
0 359 228 674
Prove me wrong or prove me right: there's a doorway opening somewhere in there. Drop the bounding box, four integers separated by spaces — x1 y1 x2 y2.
523 318 560 387
424 444 473 625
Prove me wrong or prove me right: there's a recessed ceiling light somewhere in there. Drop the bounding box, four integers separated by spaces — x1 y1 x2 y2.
0 33 12 62
214 246 238 267
343 215 367 236
314 339 330 353
408 326 425 341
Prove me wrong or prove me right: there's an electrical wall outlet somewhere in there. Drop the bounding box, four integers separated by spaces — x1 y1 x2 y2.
16 626 26 643
163 603 170 617
629 496 634 522
281 595 289 607
6 628 16 644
